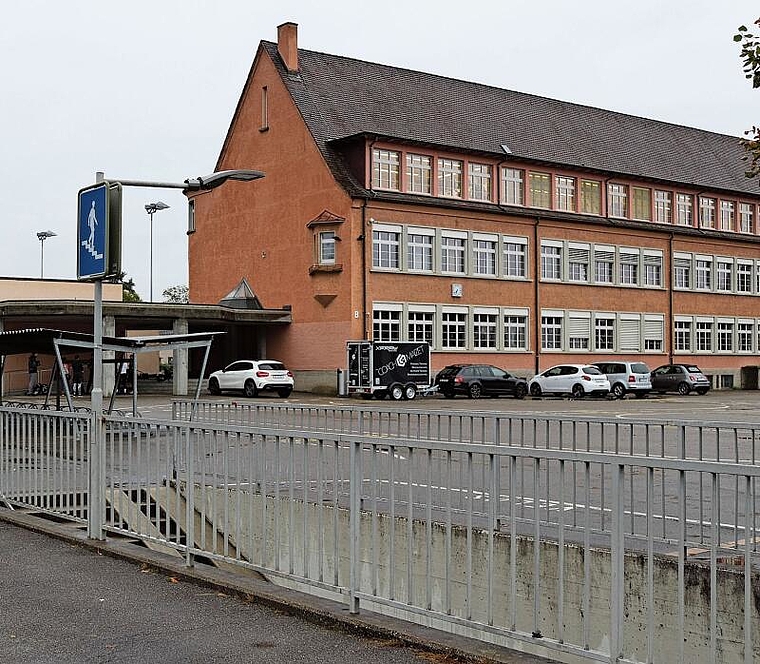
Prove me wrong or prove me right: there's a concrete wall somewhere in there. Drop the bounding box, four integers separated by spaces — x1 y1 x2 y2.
187 486 760 663
0 278 122 301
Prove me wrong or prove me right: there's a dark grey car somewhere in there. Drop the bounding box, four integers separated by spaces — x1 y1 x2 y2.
650 364 711 395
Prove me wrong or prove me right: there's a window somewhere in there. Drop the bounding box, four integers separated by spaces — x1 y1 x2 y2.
594 247 614 284
716 260 733 292
737 262 752 293
406 154 432 194
260 86 268 130
720 201 735 231
541 243 562 280
580 180 601 215
187 198 196 234
567 314 590 349
699 197 716 228
654 191 672 223
619 250 639 285
595 317 615 351
468 163 492 201
556 176 576 211
696 321 712 351
442 311 467 348
541 316 563 350
676 194 693 226
674 320 692 351
632 187 651 221
695 258 712 290
319 231 335 264
644 316 664 351
502 168 524 205
619 316 641 352
717 321 733 352
372 229 400 269
608 183 628 218
567 245 589 282
673 255 691 289
473 237 497 276
529 172 551 208
503 314 527 350
408 310 434 345
407 231 433 271
740 203 754 233
438 159 463 198
372 149 400 190
441 235 466 273
738 322 754 352
473 313 497 349
643 252 662 287
373 309 400 341
503 238 527 278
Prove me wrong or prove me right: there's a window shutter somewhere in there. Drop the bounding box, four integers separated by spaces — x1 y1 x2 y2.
619 318 641 351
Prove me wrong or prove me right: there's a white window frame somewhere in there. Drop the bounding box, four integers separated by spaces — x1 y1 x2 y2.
406 154 432 194
319 230 336 265
472 308 498 349
654 190 672 223
438 158 463 198
372 224 401 270
541 241 562 281
676 193 693 226
406 227 435 272
699 196 716 229
372 149 400 190
468 163 492 202
502 168 524 206
503 236 527 279
556 176 576 211
608 183 628 218
739 202 754 234
594 315 615 351
440 231 467 274
372 303 402 341
503 309 528 350
472 233 497 277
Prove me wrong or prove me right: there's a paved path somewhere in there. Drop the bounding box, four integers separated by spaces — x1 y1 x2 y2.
0 514 554 664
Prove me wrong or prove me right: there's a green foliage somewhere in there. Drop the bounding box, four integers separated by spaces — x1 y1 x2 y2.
115 271 142 302
735 20 760 182
162 284 189 304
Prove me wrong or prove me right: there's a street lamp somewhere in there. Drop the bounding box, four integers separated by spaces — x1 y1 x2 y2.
36 230 57 279
145 201 170 302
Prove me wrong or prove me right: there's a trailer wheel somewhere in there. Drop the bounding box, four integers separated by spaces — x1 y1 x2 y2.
403 383 417 400
389 384 404 401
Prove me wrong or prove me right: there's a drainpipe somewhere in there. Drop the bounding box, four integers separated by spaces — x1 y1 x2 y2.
534 216 541 375
668 232 674 364
360 199 369 339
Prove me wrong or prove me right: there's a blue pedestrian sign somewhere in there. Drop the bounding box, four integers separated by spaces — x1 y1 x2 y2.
77 182 122 280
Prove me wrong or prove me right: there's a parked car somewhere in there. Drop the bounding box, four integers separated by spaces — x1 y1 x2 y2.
592 361 652 399
528 364 610 398
208 360 294 398
650 364 710 395
434 364 528 399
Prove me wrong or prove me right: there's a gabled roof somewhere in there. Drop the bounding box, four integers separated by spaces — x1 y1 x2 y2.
261 41 757 197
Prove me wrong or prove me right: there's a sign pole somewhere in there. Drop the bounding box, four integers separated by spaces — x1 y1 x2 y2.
88 171 105 540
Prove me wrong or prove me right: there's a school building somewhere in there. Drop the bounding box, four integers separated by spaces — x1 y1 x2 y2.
187 22 760 392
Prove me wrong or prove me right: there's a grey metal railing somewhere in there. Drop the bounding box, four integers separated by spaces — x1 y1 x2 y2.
2 403 759 662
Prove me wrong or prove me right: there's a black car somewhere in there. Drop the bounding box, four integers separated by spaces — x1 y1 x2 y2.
435 364 528 399
650 364 711 395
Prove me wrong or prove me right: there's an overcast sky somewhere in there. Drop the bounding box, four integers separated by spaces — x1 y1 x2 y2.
1 1 757 301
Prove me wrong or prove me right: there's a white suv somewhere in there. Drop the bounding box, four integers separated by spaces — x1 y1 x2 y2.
592 361 652 399
208 360 294 398
528 364 610 399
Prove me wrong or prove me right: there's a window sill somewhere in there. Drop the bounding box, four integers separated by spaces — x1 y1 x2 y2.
309 263 343 275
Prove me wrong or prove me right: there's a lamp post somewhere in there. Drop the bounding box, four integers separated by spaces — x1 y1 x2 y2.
144 201 170 302
36 230 57 279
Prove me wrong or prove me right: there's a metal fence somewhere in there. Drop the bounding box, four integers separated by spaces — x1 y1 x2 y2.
2 402 759 662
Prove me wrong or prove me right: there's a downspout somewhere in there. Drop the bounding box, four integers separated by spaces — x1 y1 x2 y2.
533 216 541 375
360 198 369 339
668 232 674 364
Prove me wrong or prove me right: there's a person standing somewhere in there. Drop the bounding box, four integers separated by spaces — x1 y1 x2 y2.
27 353 40 395
71 355 84 396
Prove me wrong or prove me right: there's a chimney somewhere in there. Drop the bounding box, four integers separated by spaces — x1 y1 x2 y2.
277 22 299 73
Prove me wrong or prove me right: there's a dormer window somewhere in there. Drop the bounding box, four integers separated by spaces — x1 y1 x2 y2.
372 149 400 190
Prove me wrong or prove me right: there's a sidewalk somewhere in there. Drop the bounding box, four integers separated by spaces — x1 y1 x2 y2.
0 509 556 664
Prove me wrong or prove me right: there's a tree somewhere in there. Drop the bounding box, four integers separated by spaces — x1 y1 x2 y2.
735 19 760 182
115 272 142 302
163 284 189 304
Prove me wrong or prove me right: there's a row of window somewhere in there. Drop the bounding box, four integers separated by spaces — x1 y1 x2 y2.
673 252 760 295
372 303 666 353
673 316 760 353
370 223 666 289
370 148 760 235
540 240 662 288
